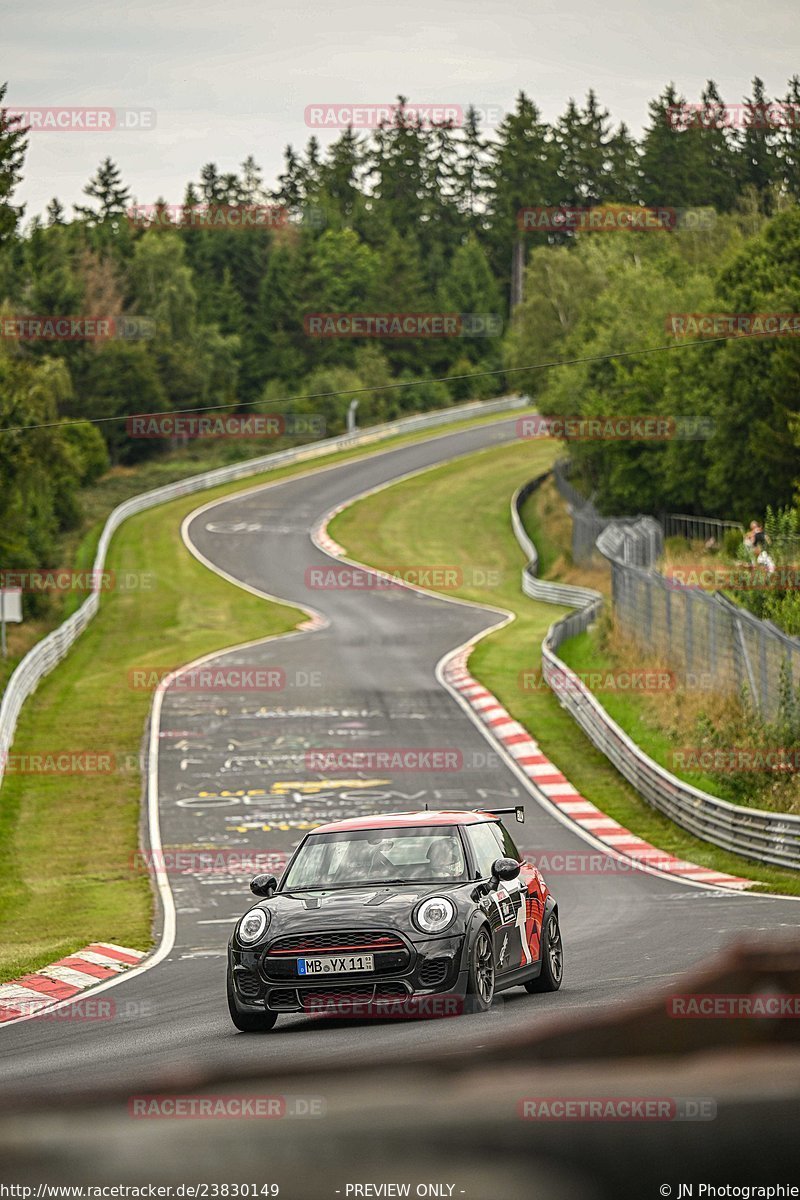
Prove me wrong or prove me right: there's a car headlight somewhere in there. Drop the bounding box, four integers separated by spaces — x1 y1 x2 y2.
238 907 270 944
413 896 456 935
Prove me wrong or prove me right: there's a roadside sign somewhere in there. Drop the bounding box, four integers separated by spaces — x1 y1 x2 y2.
0 588 22 659
0 589 22 623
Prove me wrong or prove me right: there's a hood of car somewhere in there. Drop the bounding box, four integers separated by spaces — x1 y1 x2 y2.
257 881 472 931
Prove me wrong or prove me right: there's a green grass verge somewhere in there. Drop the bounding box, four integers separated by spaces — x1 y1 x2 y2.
557 631 732 799
330 441 800 896
0 406 529 982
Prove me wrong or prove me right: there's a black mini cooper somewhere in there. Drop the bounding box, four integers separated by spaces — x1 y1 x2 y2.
226 808 563 1031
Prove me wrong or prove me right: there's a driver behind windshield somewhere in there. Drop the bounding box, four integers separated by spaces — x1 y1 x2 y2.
426 836 464 879
343 837 393 881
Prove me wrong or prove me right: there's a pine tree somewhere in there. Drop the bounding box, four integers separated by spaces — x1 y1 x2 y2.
367 97 429 238
301 137 322 201
0 82 28 245
46 197 65 226
218 171 242 203
554 91 612 205
554 98 584 204
437 234 502 364
640 85 701 206
321 127 363 222
74 157 131 223
486 91 556 307
425 119 464 260
738 77 782 211
457 106 489 227
198 163 224 203
778 76 800 200
273 145 307 214
579 90 613 202
690 81 740 211
606 123 642 202
240 155 266 203
248 237 310 388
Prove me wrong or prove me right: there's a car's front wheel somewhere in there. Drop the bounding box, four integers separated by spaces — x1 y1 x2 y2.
226 969 278 1032
525 910 563 993
466 926 495 1012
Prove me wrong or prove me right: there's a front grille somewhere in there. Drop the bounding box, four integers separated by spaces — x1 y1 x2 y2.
267 988 299 1009
263 929 411 982
375 983 409 1000
301 986 375 1010
268 931 406 956
299 982 411 1010
235 971 263 999
419 958 450 987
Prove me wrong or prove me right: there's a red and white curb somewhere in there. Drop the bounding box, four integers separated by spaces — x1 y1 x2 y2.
444 649 752 890
0 943 145 1024
314 518 346 559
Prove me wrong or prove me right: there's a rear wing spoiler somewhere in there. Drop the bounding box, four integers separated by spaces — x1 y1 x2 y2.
474 805 525 824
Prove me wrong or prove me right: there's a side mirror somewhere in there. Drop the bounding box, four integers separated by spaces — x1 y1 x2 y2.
491 857 521 887
250 874 277 897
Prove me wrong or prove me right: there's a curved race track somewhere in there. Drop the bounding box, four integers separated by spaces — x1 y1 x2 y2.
1 414 798 1099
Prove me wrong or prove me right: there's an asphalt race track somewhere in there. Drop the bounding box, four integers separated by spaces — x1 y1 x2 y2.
1 414 799 1098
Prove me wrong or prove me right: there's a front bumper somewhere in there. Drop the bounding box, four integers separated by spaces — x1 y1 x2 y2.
229 932 468 1016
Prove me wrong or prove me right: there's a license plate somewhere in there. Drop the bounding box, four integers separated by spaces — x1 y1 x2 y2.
297 954 374 975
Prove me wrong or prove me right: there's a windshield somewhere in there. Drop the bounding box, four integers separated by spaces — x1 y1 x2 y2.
282 826 468 890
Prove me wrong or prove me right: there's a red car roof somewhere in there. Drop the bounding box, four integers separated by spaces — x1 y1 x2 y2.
310 810 497 835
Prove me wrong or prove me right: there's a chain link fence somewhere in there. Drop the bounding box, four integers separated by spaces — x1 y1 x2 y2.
607 560 800 722
552 460 800 723
514 475 800 870
552 460 663 567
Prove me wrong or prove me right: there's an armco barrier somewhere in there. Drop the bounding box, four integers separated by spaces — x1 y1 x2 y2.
512 475 800 871
0 395 527 793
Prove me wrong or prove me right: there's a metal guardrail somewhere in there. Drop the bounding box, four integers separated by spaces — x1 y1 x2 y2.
511 476 602 609
512 473 800 872
0 395 527 793
662 512 744 544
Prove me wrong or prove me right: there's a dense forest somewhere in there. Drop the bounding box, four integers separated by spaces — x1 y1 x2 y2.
1 77 800 585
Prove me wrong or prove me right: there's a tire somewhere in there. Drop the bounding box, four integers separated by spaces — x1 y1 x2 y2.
226 970 278 1032
525 910 563 993
466 926 495 1012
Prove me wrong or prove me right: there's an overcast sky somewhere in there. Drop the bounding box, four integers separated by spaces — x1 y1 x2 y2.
6 0 800 221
